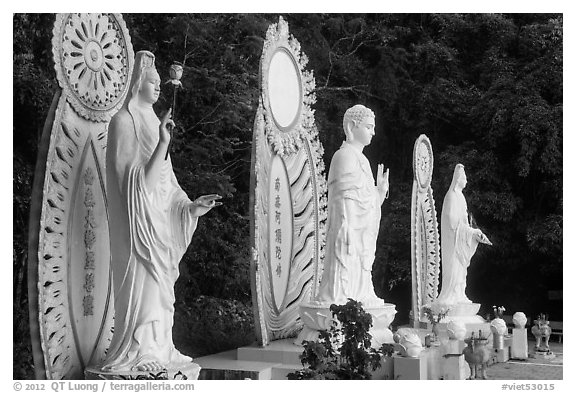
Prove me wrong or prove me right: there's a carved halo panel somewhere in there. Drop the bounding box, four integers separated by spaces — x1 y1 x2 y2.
29 13 133 379
250 17 327 345
259 16 317 157
53 13 133 122
414 136 433 190
411 134 441 325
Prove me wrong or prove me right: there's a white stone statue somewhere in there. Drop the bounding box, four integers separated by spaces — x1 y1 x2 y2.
435 164 491 307
102 51 221 373
297 105 396 347
316 104 389 307
397 332 424 358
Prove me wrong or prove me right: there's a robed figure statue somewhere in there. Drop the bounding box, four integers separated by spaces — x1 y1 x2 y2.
316 105 389 307
436 164 491 306
102 51 221 373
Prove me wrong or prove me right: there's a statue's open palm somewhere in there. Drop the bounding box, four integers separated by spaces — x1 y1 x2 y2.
376 164 389 201
191 194 222 217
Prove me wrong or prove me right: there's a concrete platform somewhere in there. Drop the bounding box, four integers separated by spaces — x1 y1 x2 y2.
237 339 302 364
194 339 303 380
194 338 395 380
487 339 563 380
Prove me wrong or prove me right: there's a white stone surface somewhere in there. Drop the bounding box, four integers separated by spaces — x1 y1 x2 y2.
394 354 427 380
447 320 467 340
397 332 424 358
511 328 529 359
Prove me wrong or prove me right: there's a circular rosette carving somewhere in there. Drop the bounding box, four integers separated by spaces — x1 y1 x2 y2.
413 135 434 190
52 13 134 122
260 16 316 157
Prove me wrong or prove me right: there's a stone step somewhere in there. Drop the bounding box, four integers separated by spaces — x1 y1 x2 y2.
237 339 303 365
270 363 303 380
194 340 305 380
195 349 278 380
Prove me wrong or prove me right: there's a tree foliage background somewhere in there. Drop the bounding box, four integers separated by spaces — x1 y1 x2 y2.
13 13 562 379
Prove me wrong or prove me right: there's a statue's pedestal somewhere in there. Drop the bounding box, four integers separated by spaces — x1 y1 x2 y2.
296 301 397 347
432 302 483 323
426 302 492 346
494 340 511 363
85 363 200 380
440 340 470 380
511 328 528 359
393 353 427 380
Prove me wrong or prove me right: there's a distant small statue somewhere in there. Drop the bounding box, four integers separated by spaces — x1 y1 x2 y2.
316 104 389 307
435 164 492 306
531 314 551 352
102 51 221 373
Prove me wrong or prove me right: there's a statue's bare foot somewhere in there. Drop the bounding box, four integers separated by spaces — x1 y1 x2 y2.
135 358 165 372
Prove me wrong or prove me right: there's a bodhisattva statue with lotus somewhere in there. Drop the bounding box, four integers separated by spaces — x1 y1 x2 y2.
433 164 492 320
101 51 221 376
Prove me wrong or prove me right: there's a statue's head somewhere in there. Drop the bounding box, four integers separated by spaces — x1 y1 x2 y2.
343 104 376 147
451 163 467 190
127 51 160 107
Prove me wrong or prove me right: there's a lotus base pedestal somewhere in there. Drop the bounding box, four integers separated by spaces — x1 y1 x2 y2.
296 301 397 347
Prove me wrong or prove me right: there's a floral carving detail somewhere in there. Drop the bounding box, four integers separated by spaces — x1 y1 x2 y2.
85 251 96 269
84 167 95 185
84 229 96 249
53 13 133 122
84 273 95 292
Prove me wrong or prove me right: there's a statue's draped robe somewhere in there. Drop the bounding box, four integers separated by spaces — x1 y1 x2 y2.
316 142 383 307
436 188 479 305
103 106 197 371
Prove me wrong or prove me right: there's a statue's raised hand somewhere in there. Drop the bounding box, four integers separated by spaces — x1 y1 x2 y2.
474 229 492 246
190 194 223 217
376 164 389 201
159 108 174 145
